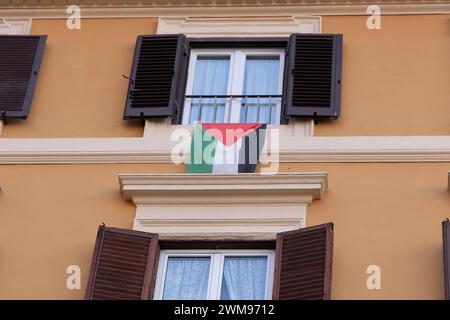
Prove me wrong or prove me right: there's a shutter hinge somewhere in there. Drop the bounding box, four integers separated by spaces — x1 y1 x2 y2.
1 110 7 125
313 112 319 125
140 112 146 127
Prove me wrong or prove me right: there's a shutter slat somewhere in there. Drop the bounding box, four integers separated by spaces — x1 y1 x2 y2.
123 34 187 120
284 33 342 120
0 35 46 118
273 223 333 300
85 225 159 300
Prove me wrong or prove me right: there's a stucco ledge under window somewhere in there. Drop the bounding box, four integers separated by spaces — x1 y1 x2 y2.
118 172 327 240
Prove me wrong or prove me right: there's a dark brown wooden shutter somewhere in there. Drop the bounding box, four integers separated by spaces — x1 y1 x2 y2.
443 219 450 300
273 223 334 300
85 225 159 300
284 34 342 120
123 34 188 123
0 35 47 119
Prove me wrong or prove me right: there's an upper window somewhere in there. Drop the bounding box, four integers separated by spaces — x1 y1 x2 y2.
154 250 275 300
182 49 285 125
123 34 343 124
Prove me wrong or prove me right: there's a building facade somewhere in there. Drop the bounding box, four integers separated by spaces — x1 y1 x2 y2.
0 0 450 299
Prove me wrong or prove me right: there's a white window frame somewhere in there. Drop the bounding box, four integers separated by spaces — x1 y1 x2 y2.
182 48 285 125
154 249 275 300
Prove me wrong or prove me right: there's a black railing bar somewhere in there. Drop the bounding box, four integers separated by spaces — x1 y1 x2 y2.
269 96 273 124
190 103 226 107
213 96 218 123
256 96 260 123
186 95 281 99
199 96 203 122
240 103 277 107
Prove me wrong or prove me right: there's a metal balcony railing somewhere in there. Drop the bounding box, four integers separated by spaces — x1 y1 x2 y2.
185 94 282 124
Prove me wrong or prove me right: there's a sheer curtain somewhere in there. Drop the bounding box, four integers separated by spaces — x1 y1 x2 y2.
162 257 211 300
190 56 230 124
241 57 280 124
220 256 268 300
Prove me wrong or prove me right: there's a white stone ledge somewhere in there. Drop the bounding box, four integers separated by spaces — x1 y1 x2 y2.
120 172 327 239
2 134 450 164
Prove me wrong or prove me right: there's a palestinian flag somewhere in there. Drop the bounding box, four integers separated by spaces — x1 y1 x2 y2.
187 122 266 174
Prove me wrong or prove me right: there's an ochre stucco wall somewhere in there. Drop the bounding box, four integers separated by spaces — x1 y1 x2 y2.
0 163 449 299
2 18 157 138
0 164 183 299
282 163 450 299
2 15 449 137
318 14 450 136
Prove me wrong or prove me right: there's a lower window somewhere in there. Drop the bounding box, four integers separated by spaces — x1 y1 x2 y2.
154 250 275 300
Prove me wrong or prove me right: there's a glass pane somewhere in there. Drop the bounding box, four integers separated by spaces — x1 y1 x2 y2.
162 257 211 300
241 56 280 124
220 256 268 300
189 56 230 124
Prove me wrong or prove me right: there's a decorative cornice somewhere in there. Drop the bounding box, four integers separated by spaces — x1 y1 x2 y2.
0 3 448 19
121 172 326 239
119 172 328 203
2 135 450 164
156 16 321 37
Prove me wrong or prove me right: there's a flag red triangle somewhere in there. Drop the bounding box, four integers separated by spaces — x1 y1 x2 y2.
201 123 263 147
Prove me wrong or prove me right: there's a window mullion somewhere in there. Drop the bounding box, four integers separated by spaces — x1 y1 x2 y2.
229 50 245 123
208 253 222 300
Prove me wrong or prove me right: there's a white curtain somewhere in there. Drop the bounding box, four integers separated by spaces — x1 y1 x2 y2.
221 256 268 300
190 57 230 124
241 57 280 124
162 257 211 300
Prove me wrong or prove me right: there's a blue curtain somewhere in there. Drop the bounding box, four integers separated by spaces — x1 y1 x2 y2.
220 256 268 300
241 57 280 124
189 57 230 124
162 257 211 300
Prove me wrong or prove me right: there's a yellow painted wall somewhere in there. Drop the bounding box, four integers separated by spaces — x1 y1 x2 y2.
2 18 157 138
0 164 183 299
0 163 449 299
1 15 449 137
0 14 449 300
284 163 450 299
319 14 450 136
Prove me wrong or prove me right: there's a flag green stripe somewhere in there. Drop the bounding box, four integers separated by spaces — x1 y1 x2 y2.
187 124 218 173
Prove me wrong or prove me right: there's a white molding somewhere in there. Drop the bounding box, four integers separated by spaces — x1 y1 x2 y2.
0 18 31 35
3 134 450 164
119 172 327 239
0 4 449 19
157 16 321 37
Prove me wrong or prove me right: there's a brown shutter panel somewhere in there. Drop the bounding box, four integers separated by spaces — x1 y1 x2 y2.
273 223 334 300
85 225 159 300
0 35 47 119
123 34 188 123
284 34 342 120
443 219 450 300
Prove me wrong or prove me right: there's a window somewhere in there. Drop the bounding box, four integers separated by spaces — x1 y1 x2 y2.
182 49 285 125
85 224 333 300
123 34 342 124
154 250 275 300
